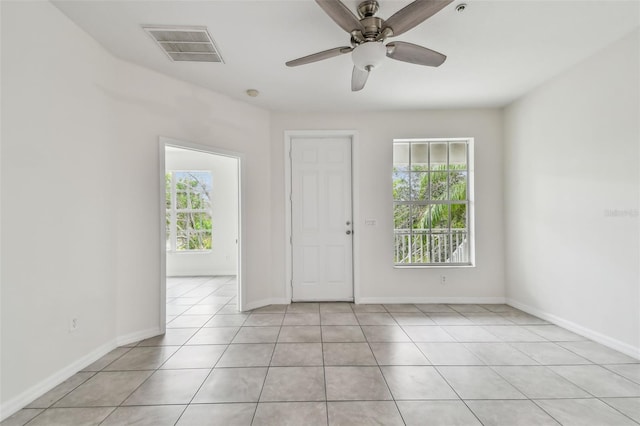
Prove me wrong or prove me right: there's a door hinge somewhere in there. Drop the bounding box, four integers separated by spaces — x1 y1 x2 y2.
289 235 292 244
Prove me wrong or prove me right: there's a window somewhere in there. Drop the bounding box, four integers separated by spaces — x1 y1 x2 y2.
166 171 213 251
393 139 473 266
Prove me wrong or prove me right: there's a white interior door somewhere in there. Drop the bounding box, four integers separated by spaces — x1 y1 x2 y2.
291 136 353 301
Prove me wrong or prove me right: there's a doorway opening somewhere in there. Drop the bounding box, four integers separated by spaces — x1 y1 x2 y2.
160 137 243 332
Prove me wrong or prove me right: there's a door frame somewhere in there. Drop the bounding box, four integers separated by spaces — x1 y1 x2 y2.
159 136 245 334
284 130 360 303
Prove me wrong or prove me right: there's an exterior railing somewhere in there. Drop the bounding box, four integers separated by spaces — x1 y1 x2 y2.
394 229 468 264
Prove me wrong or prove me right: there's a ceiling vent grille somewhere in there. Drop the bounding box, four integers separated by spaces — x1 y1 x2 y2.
143 26 224 63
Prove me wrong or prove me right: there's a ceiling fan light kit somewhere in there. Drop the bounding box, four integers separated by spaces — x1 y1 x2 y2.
286 0 453 91
351 42 386 71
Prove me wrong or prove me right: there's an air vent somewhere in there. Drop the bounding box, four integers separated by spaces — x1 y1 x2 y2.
143 26 224 63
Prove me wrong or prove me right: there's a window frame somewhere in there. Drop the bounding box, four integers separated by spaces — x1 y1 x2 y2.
392 138 475 267
166 170 213 253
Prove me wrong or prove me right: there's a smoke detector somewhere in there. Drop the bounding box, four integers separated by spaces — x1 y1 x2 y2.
143 25 224 63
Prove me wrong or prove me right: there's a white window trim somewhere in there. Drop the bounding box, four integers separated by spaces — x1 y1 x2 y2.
393 137 475 268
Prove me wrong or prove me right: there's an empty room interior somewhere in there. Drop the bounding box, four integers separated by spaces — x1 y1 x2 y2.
1 0 639 425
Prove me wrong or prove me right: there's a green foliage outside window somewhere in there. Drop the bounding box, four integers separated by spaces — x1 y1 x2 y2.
166 171 212 251
393 140 470 264
392 164 467 231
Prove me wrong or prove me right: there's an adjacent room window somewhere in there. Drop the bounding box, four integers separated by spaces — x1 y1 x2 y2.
393 139 473 266
166 171 213 251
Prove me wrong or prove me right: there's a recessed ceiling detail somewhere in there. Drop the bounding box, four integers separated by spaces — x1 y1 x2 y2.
143 25 223 63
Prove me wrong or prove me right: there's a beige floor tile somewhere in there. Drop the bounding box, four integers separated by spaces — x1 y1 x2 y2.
123 369 209 405
260 367 326 402
278 325 322 342
321 326 366 342
550 365 640 397
192 367 267 403
398 400 482 426
0 409 43 426
232 327 280 343
436 366 526 400
54 371 152 407
466 400 559 426
323 343 377 366
176 403 256 426
327 401 403 426
161 345 227 369
361 325 412 342
25 408 114 426
325 366 391 400
253 402 327 426
381 366 458 400
187 327 239 344
535 398 638 426
101 405 185 426
26 372 95 408
271 343 324 366
216 344 274 367
103 346 178 371
137 328 198 346
369 342 430 365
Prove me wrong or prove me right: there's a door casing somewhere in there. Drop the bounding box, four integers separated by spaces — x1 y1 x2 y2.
159 136 245 334
284 130 360 303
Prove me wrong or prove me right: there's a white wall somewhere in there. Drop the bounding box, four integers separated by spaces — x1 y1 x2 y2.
165 148 238 277
503 30 640 357
110 56 271 340
1 1 271 417
270 110 505 303
1 0 118 415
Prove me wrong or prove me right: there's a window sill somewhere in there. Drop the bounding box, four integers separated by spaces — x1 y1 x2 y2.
393 263 475 269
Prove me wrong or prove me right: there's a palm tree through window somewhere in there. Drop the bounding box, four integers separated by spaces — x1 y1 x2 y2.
393 139 473 265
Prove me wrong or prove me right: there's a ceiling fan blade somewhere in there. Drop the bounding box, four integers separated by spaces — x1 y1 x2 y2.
316 0 365 34
384 0 453 37
286 46 353 67
351 66 369 91
386 41 446 67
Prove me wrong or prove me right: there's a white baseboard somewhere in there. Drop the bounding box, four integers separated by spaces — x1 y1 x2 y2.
242 296 507 309
507 298 640 361
0 339 116 421
357 296 506 304
166 271 236 277
243 298 289 312
1 326 163 422
116 327 161 347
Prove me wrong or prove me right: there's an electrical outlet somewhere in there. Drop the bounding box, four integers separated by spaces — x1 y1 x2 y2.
69 317 79 333
440 275 447 285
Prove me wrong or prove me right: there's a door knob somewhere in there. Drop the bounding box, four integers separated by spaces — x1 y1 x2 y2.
346 230 352 235
346 221 351 225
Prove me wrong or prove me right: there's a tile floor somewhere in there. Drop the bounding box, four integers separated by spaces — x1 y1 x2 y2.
3 276 640 425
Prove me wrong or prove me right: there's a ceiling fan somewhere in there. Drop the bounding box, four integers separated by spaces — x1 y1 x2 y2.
286 0 453 91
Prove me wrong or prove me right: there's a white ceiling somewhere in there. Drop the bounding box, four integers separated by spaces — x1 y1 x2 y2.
52 0 639 112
